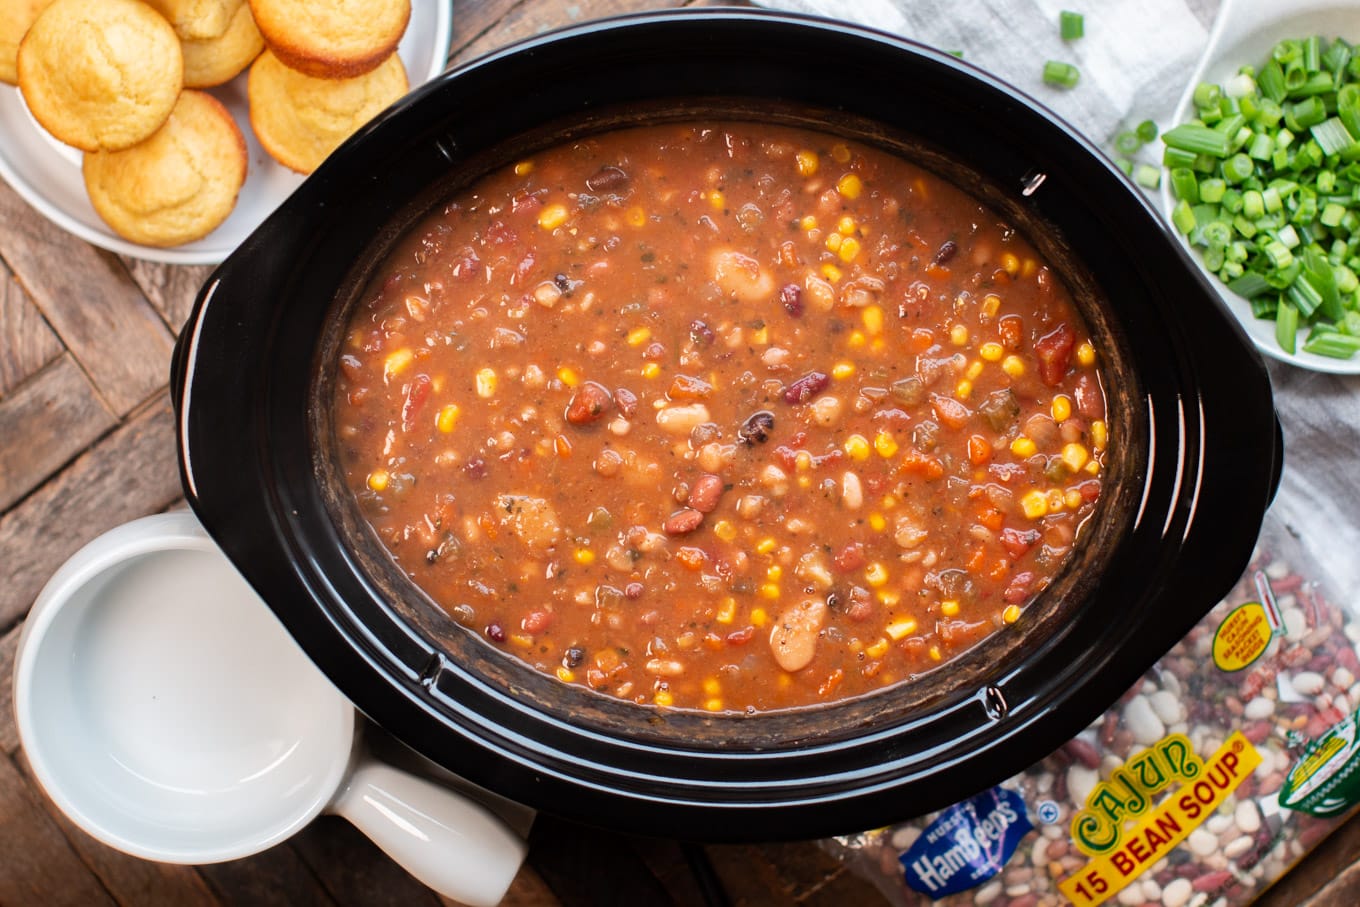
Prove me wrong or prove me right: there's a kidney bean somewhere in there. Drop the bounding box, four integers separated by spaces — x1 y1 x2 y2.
689 319 715 344
585 165 630 193
780 283 804 316
783 370 830 404
662 508 704 535
565 381 614 425
834 543 866 573
624 582 644 599
521 609 554 633
689 474 725 513
485 622 506 642
726 626 756 645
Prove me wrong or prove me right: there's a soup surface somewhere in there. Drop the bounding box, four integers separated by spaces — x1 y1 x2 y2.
331 122 1110 712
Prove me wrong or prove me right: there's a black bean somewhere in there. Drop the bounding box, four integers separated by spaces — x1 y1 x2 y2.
933 240 958 264
565 646 586 668
738 410 776 444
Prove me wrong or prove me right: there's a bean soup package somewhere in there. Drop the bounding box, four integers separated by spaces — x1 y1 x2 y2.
824 495 1360 906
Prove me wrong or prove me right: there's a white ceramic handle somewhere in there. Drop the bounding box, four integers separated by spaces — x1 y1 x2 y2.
332 758 527 906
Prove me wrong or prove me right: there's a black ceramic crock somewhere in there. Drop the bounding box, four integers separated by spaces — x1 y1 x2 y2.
171 10 1283 840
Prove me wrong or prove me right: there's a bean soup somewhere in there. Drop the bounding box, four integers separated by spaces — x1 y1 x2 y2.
331 122 1110 713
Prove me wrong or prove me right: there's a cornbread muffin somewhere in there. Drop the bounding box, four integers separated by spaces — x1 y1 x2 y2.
18 0 183 152
181 0 263 87
0 0 55 85
248 49 407 174
248 0 409 78
83 90 248 246
143 0 243 40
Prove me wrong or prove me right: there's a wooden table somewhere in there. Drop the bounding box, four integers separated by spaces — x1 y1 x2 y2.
1 1 1358 904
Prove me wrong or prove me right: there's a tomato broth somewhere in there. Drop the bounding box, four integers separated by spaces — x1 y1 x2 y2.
330 121 1109 713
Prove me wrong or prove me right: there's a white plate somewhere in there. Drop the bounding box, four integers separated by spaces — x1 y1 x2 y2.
0 1 452 266
1161 0 1360 374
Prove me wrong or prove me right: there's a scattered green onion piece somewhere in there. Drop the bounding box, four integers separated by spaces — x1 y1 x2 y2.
1194 82 1222 109
1169 168 1199 202
1043 60 1080 89
1199 178 1227 203
1136 120 1158 143
1224 152 1255 182
1172 199 1196 235
1115 157 1134 177
1115 131 1142 154
1258 61 1287 102
1060 10 1084 40
1163 146 1198 169
1134 163 1162 189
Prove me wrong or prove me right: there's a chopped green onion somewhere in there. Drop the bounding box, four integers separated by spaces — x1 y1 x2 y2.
1276 301 1300 352
1224 153 1255 182
1115 131 1142 154
1163 123 1232 157
1043 60 1080 89
1303 330 1360 357
1136 120 1159 143
1194 82 1222 109
1134 163 1162 189
1059 10 1084 40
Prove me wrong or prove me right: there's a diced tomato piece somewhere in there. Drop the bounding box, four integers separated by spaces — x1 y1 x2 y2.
999 527 1042 559
834 543 866 572
400 374 431 432
1035 323 1076 387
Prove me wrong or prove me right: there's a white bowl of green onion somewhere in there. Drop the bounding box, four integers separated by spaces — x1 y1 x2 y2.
1160 0 1360 373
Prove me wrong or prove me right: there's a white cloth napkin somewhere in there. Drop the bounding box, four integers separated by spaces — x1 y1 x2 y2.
755 0 1360 591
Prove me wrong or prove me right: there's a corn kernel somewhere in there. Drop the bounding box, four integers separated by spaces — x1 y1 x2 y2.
929 645 942 661
1020 490 1049 519
857 306 885 337
367 469 389 492
752 326 770 345
759 583 780 599
574 547 596 566
475 368 497 398
654 690 674 707
716 597 736 624
979 342 1004 362
767 565 783 582
966 360 984 380
1003 604 1022 624
844 434 871 460
865 563 889 587
825 232 843 253
1092 420 1108 450
846 330 867 349
1065 489 1084 510
627 327 652 346
836 173 863 199
949 324 969 346
383 348 413 381
641 362 661 379
877 590 901 607
955 379 973 400
837 236 861 263
436 403 461 433
832 361 856 380
538 203 568 230
1001 252 1020 276
751 607 768 627
676 633 697 650
1022 258 1039 278
795 150 820 176
556 667 575 683
868 512 887 532
799 214 818 231
794 450 813 472
821 263 843 283
941 599 960 617
626 206 647 227
714 520 737 542
1077 342 1097 367
557 366 580 387
1051 395 1072 422
831 143 852 163
1002 355 1025 377
981 294 1002 321
1010 436 1037 458
703 677 722 697
513 160 535 175
885 617 918 640
1061 442 1090 472
756 537 777 555
866 637 890 658
509 634 533 650
874 431 899 458
849 639 864 653
835 215 856 236
881 494 898 509
1046 489 1066 512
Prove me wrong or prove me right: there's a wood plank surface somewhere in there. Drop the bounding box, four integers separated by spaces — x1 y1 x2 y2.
0 396 181 629
0 753 115 907
120 258 215 336
0 353 116 512
0 263 62 397
0 624 20 756
0 182 173 416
